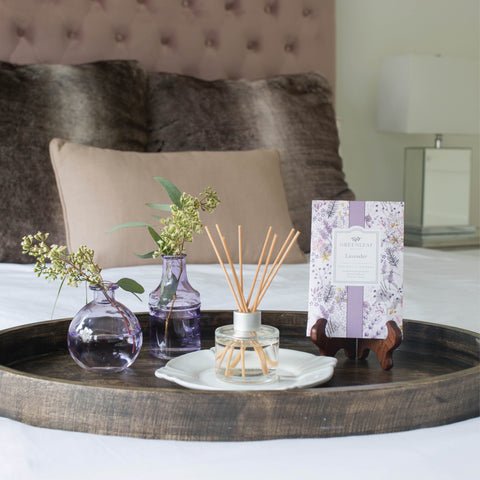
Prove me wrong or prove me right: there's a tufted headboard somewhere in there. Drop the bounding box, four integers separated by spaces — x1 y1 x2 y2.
0 0 335 85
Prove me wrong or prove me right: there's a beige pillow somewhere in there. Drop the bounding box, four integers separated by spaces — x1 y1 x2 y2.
49 139 305 267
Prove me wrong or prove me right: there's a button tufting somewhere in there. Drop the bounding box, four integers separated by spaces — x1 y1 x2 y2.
264 2 277 14
1 0 328 79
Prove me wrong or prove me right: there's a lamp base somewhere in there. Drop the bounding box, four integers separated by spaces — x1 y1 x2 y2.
404 147 473 247
405 227 480 248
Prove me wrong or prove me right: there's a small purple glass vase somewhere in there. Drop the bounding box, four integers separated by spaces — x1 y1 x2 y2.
149 255 201 359
67 282 143 372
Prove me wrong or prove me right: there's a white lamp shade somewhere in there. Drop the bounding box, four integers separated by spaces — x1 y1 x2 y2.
377 54 479 134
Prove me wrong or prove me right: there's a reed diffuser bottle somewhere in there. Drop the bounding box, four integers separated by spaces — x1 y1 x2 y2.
206 224 300 385
215 311 279 383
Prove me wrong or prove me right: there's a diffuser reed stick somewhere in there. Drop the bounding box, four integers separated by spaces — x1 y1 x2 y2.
215 224 248 312
204 227 242 311
238 225 243 296
251 233 278 312
245 226 272 307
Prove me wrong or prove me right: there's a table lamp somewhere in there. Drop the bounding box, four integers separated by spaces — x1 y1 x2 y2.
377 54 479 246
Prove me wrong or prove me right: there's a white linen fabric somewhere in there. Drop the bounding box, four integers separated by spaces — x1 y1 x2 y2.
0 247 479 480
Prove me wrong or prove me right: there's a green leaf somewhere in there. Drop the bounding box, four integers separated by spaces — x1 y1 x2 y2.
109 222 150 233
146 203 171 212
157 273 179 307
136 250 155 259
153 177 182 207
117 277 145 294
147 226 161 245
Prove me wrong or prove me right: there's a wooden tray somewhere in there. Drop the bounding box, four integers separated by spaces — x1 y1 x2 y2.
0 311 478 441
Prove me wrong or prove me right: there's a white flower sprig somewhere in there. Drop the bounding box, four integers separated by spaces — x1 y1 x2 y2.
21 232 102 287
21 232 145 313
154 187 220 257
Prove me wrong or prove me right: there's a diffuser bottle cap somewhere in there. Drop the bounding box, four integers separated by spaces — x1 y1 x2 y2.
233 311 261 332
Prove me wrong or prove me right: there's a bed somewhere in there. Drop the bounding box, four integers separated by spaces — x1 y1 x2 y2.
0 1 479 479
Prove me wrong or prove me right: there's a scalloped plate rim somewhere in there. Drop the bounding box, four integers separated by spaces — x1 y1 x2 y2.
155 348 337 391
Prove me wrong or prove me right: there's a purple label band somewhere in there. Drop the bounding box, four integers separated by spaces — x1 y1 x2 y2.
346 201 365 338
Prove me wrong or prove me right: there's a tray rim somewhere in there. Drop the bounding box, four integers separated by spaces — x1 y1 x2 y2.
0 312 478 441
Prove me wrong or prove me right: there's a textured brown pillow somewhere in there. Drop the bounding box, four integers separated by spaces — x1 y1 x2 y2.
147 72 354 252
0 60 147 263
50 139 305 268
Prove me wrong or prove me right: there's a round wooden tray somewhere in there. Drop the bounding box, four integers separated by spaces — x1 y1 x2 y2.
0 311 478 441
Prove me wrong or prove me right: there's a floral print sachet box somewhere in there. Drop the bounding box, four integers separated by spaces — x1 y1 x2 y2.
307 201 404 339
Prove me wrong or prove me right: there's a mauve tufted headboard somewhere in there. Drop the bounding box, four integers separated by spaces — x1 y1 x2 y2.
0 0 335 85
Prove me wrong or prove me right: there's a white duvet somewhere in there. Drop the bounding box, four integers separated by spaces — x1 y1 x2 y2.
1 247 478 331
0 247 478 480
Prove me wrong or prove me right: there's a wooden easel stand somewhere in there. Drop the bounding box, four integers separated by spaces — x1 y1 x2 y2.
310 318 402 370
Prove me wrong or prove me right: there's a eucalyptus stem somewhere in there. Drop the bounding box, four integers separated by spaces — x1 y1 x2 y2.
164 293 177 344
99 286 135 347
163 260 183 345
57 255 131 329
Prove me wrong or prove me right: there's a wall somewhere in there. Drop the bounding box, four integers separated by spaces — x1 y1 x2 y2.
336 0 480 226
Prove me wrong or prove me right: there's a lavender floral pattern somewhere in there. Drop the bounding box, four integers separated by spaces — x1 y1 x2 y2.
308 201 404 339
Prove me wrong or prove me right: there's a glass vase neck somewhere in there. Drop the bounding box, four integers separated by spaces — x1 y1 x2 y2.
90 282 118 303
155 254 200 307
161 255 187 278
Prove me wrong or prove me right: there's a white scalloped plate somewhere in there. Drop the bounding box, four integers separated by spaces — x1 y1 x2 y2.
155 349 337 391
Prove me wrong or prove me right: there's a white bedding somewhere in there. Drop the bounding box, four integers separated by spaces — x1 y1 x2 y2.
0 247 479 480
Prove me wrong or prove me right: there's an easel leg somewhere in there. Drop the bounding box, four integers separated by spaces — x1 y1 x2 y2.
357 321 402 370
310 318 356 359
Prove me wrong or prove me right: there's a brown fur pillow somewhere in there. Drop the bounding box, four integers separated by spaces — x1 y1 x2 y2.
146 72 354 252
0 61 148 263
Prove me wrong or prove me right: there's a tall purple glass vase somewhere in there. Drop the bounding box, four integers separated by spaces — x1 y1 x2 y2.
67 282 143 372
149 255 201 359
